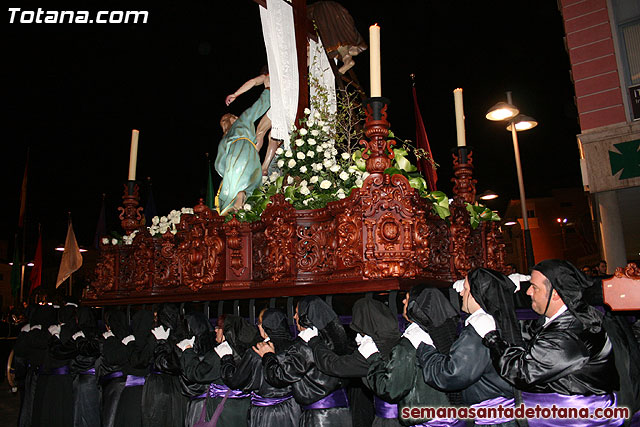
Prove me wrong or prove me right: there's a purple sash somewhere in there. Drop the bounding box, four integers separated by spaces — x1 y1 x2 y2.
43 366 70 375
302 388 349 410
125 375 146 387
80 368 96 375
250 392 293 407
374 396 398 419
208 383 250 399
521 392 625 426
191 392 208 400
471 396 515 425
100 370 124 385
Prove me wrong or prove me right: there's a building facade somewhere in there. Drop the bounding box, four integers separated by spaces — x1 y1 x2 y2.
560 0 640 272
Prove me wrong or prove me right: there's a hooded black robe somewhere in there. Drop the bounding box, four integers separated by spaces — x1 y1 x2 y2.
366 287 460 427
220 309 301 427
417 269 521 427
71 307 102 427
262 296 353 427
141 304 188 427
100 309 129 427
114 309 156 427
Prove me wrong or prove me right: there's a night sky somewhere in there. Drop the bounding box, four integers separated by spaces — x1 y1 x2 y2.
3 1 581 260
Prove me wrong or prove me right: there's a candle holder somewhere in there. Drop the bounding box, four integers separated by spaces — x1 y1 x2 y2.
118 180 144 235
451 146 477 205
361 97 395 174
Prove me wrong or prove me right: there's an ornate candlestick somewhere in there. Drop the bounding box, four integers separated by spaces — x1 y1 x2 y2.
451 146 476 204
361 97 396 173
118 181 144 235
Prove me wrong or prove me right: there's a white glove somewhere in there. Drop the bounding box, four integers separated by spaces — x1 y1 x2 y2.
297 326 319 342
21 324 30 333
176 336 195 352
48 324 61 338
355 333 365 346
452 279 465 294
402 322 434 348
215 341 233 357
72 331 85 340
468 311 497 338
357 335 379 359
151 325 170 340
508 273 530 293
31 324 42 331
103 331 115 339
121 335 135 345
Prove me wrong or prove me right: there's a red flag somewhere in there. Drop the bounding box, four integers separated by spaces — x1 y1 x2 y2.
18 155 29 228
29 232 43 294
412 84 438 191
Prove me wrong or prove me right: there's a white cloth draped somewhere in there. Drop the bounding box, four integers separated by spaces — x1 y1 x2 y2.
309 36 337 117
260 0 298 149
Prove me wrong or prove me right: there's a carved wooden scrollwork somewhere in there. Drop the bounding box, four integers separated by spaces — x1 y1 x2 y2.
295 220 335 272
260 194 296 282
130 231 154 292
118 183 144 235
153 232 180 288
94 244 117 294
484 221 507 272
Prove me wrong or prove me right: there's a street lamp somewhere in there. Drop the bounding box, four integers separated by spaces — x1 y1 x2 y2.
486 91 537 270
478 190 499 201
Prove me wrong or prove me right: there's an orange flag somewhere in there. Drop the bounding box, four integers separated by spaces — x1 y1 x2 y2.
56 220 83 288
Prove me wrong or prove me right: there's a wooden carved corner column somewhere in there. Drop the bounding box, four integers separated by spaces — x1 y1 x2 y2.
359 98 420 279
118 181 144 234
450 147 477 278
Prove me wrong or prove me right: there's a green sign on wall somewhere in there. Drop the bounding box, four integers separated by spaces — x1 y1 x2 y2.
609 139 640 180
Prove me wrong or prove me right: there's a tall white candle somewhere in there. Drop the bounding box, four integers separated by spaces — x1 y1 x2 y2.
369 24 381 97
453 88 466 147
128 129 139 181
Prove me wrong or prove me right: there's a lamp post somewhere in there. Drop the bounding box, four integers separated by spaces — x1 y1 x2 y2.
486 91 537 270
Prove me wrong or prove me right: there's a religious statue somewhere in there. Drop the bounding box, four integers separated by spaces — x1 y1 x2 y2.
225 68 281 176
307 1 367 74
215 88 270 215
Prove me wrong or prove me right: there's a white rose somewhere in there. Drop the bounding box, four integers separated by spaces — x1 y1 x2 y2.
313 163 322 171
300 186 310 195
304 108 311 115
310 176 319 184
320 180 332 189
307 138 316 145
300 166 308 173
180 207 190 214
322 125 330 133
299 128 308 136
323 159 333 168
277 160 285 168
337 192 346 199
339 171 349 181
316 145 324 153
111 238 118 245
324 151 332 159
330 164 341 173
287 176 294 185
244 204 252 211
300 180 308 187
356 178 364 187
295 139 304 147
311 129 320 136
276 147 284 155
296 152 306 160
318 120 325 126
152 216 160 225
101 238 109 245
285 150 293 158
314 111 321 119
331 148 338 155
307 150 315 158
303 199 310 206
288 159 296 168
337 188 345 194
160 216 168 224
341 152 350 160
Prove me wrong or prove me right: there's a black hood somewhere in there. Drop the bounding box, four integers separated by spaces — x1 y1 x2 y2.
77 307 98 338
223 315 261 357
105 310 129 340
297 296 337 329
261 309 294 352
186 312 216 355
533 259 603 333
406 286 460 354
351 298 400 359
468 268 523 346
130 310 154 341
